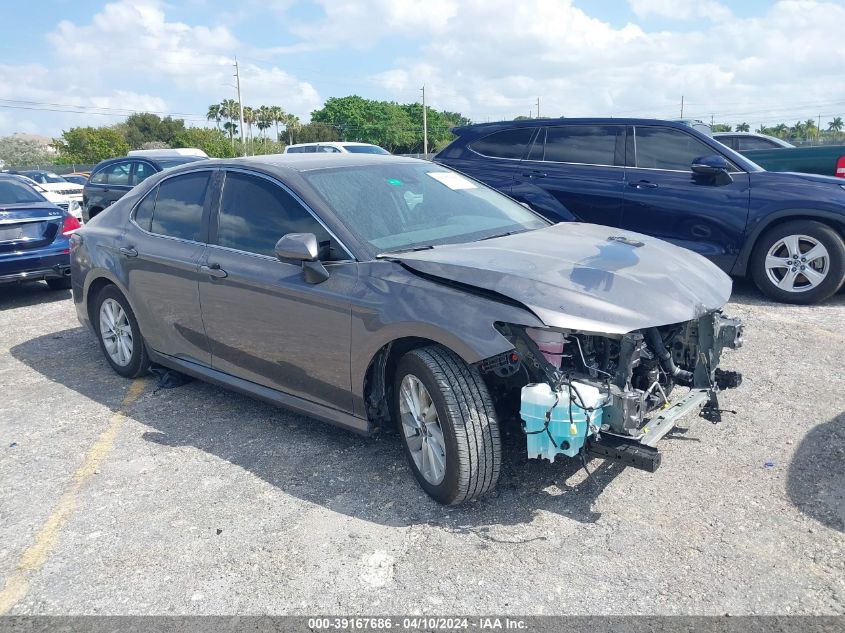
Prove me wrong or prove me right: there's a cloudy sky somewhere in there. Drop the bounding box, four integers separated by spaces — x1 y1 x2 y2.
2 0 844 137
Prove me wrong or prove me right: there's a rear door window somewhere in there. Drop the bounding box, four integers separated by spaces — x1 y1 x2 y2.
737 137 782 151
215 172 342 260
103 161 132 185
542 125 623 165
149 171 210 241
131 161 156 185
633 127 718 171
133 187 157 232
469 128 535 159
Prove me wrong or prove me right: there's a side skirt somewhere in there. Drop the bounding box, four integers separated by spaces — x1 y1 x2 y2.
146 349 372 436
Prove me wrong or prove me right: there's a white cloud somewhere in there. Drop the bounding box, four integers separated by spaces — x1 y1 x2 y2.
628 0 733 21
0 0 321 136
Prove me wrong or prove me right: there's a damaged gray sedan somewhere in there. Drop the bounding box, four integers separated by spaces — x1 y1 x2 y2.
70 154 743 504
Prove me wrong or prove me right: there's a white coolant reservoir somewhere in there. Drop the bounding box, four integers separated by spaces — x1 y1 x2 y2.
526 328 565 368
520 381 605 461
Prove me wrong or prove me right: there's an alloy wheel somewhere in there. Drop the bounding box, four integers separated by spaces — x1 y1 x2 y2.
99 298 134 367
764 234 829 293
399 374 447 485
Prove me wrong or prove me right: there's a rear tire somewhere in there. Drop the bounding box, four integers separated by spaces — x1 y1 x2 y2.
93 285 149 378
751 220 845 304
393 345 501 505
46 277 72 291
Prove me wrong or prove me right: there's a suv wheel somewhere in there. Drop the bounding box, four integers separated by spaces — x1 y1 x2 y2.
393 345 501 505
751 220 845 304
94 285 149 378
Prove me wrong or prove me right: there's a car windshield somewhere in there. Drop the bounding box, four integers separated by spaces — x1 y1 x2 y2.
41 173 67 183
302 163 549 253
343 145 389 155
0 179 47 204
157 157 207 169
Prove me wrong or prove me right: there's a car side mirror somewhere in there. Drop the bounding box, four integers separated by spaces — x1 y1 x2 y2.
691 155 733 185
274 233 330 284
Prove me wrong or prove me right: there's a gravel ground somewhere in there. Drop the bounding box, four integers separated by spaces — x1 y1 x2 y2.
0 280 843 615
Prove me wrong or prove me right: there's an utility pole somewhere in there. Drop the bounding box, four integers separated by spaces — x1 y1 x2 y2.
536 97 540 118
710 114 715 126
234 57 246 157
421 85 428 156
680 95 684 119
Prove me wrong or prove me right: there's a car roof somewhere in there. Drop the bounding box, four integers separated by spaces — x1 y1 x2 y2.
451 117 699 136
196 153 424 173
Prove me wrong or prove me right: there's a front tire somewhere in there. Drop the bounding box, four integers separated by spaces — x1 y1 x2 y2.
751 220 845 304
393 345 501 505
94 285 149 378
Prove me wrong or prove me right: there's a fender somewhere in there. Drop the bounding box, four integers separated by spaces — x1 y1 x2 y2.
731 208 845 276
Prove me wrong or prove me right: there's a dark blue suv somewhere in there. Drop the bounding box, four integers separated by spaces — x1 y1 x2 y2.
435 118 845 304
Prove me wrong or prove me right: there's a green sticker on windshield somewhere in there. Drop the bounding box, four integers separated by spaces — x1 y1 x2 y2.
386 178 403 186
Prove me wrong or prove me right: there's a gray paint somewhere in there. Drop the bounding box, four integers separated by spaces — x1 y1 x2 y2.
72 155 735 433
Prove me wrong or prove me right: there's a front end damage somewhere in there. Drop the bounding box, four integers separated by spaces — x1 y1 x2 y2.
481 312 744 472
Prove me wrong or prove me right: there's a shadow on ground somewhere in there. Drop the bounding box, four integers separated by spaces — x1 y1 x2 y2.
728 277 845 308
0 282 71 310
11 326 629 530
787 412 845 533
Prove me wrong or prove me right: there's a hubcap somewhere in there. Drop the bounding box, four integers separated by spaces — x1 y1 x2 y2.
399 374 446 485
764 234 829 293
99 298 134 367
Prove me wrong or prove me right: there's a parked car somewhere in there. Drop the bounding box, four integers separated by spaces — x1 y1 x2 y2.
84 149 208 222
0 174 80 290
434 118 845 304
714 132 795 151
713 132 845 180
62 173 90 186
19 170 85 200
284 142 390 154
71 155 742 504
9 174 83 220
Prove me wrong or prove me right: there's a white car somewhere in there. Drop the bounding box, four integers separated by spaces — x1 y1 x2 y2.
11 174 83 219
19 170 84 205
284 142 389 154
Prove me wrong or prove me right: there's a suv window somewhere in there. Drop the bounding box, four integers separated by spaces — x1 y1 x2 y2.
737 137 781 151
93 161 132 185
633 127 716 171
215 172 339 259
542 125 623 165
469 128 535 159
149 171 210 241
132 161 156 185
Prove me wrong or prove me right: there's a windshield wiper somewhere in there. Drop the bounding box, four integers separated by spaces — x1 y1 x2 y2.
478 230 525 241
376 244 435 258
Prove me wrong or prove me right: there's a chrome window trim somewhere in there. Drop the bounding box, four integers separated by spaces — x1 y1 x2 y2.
218 167 356 262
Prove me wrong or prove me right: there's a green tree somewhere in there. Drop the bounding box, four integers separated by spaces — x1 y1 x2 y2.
0 135 54 167
206 104 222 130
172 127 236 158
772 123 789 138
257 105 273 141
711 123 732 132
294 122 341 144
242 106 256 153
270 106 285 142
123 112 185 149
827 116 843 139
735 122 750 132
283 113 301 145
53 126 129 163
219 99 241 145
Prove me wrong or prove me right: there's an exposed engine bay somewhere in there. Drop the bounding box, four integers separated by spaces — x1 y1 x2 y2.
480 311 744 471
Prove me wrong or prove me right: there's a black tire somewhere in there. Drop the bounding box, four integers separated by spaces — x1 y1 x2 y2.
93 285 149 378
392 345 501 505
751 220 845 304
46 277 72 290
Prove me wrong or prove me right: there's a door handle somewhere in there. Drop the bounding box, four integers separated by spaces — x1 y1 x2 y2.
119 246 138 257
628 180 658 189
521 171 547 178
201 263 228 278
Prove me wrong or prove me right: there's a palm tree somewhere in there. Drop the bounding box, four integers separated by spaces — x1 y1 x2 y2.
242 106 256 154
772 123 789 138
283 113 300 145
270 106 286 142
219 99 241 146
735 122 750 132
206 104 222 130
223 121 238 143
257 106 273 142
804 118 818 141
828 117 843 140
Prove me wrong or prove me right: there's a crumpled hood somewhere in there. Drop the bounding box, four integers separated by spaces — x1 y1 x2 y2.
392 223 733 334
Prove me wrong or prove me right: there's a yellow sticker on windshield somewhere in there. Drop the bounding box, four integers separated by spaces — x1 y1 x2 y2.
427 172 477 190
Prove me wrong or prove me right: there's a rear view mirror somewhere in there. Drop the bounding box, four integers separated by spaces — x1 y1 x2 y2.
274 233 319 262
274 232 330 284
691 155 733 184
